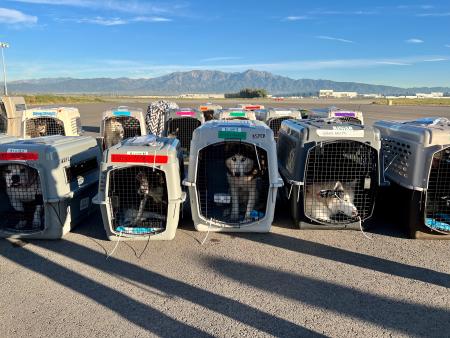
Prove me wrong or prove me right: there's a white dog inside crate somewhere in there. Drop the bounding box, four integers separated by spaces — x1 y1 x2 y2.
3 164 43 229
104 118 124 149
305 180 359 222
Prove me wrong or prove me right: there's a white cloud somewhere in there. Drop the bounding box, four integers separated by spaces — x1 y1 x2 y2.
132 16 172 22
0 7 37 24
309 9 377 15
417 12 450 17
284 16 309 21
376 61 411 66
405 38 424 44
423 58 448 62
9 0 172 15
200 56 242 62
316 35 354 44
78 16 127 26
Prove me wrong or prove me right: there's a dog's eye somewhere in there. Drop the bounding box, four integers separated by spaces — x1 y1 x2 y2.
232 157 236 161
241 157 246 162
5 170 11 174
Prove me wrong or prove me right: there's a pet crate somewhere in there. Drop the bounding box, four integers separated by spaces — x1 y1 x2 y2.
237 104 265 111
163 108 204 158
0 96 27 137
0 134 19 144
184 120 283 232
101 106 148 149
258 108 302 140
329 110 364 125
93 135 186 241
277 118 383 230
375 117 450 239
22 107 82 139
0 135 101 239
217 109 257 121
199 104 222 121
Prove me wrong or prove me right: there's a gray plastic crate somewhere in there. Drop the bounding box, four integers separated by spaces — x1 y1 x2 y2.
199 104 222 121
101 106 148 149
328 109 364 125
94 135 186 241
277 118 382 229
163 108 204 158
258 108 302 140
375 117 450 238
0 136 101 239
184 120 283 232
0 134 18 144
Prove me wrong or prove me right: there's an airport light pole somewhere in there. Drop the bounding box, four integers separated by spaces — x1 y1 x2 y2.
0 42 9 96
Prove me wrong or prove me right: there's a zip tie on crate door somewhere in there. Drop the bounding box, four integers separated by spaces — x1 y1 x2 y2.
384 154 399 174
107 230 123 259
253 143 261 171
358 216 373 240
200 219 213 246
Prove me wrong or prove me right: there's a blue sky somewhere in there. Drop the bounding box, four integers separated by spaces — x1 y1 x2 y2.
0 0 449 87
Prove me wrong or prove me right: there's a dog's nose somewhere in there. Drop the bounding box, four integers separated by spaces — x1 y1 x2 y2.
352 209 358 217
234 173 240 177
11 175 20 184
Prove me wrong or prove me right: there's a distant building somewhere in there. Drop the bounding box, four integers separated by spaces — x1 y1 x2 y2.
416 92 444 98
319 89 358 99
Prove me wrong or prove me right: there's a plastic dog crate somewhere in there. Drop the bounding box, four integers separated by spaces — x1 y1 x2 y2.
375 117 450 239
22 107 82 139
0 136 101 239
94 135 186 241
0 134 19 144
184 120 283 232
329 109 364 125
0 96 27 136
217 109 257 121
101 106 147 149
258 108 302 140
163 108 204 157
199 104 222 121
277 118 382 230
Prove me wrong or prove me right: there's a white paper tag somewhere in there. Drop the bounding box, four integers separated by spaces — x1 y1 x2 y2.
7 148 28 153
126 151 149 155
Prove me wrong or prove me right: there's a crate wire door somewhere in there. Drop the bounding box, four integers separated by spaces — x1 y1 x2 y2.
196 141 270 227
303 140 378 225
268 117 291 139
425 147 450 233
0 164 44 233
108 166 168 235
0 103 7 133
26 117 65 137
166 117 201 154
104 116 142 148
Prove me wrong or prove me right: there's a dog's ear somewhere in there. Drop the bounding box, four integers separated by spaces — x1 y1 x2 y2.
350 179 359 188
334 181 344 191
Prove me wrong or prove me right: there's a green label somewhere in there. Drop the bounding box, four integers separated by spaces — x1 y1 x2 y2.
230 111 246 117
218 131 247 139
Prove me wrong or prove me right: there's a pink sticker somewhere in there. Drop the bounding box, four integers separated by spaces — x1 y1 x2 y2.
176 111 195 116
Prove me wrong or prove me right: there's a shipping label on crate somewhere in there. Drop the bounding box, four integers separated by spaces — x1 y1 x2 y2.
316 126 365 138
113 111 131 116
33 111 57 117
218 127 247 140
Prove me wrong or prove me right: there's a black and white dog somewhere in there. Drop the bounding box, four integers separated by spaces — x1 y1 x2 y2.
4 164 43 229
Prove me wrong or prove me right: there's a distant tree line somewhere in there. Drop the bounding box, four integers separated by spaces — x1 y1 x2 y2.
225 88 268 98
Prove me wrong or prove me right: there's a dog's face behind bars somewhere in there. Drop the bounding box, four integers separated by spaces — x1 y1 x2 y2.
225 154 254 177
4 164 35 189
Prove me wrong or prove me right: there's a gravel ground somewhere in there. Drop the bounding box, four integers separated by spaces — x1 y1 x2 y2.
1 101 449 337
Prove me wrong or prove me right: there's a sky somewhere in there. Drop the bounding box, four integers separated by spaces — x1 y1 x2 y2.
0 0 449 87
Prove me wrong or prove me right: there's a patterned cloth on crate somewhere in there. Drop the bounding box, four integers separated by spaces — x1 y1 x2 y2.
146 100 179 137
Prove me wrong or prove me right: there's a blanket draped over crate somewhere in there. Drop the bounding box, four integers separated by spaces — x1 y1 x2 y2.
146 100 179 137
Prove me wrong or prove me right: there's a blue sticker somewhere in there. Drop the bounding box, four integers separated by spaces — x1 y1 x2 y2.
113 111 131 116
33 111 57 117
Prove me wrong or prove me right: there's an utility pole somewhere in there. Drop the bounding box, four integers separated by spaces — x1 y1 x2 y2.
0 42 9 96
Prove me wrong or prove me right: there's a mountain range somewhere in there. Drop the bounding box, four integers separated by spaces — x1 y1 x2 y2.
8 70 450 95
